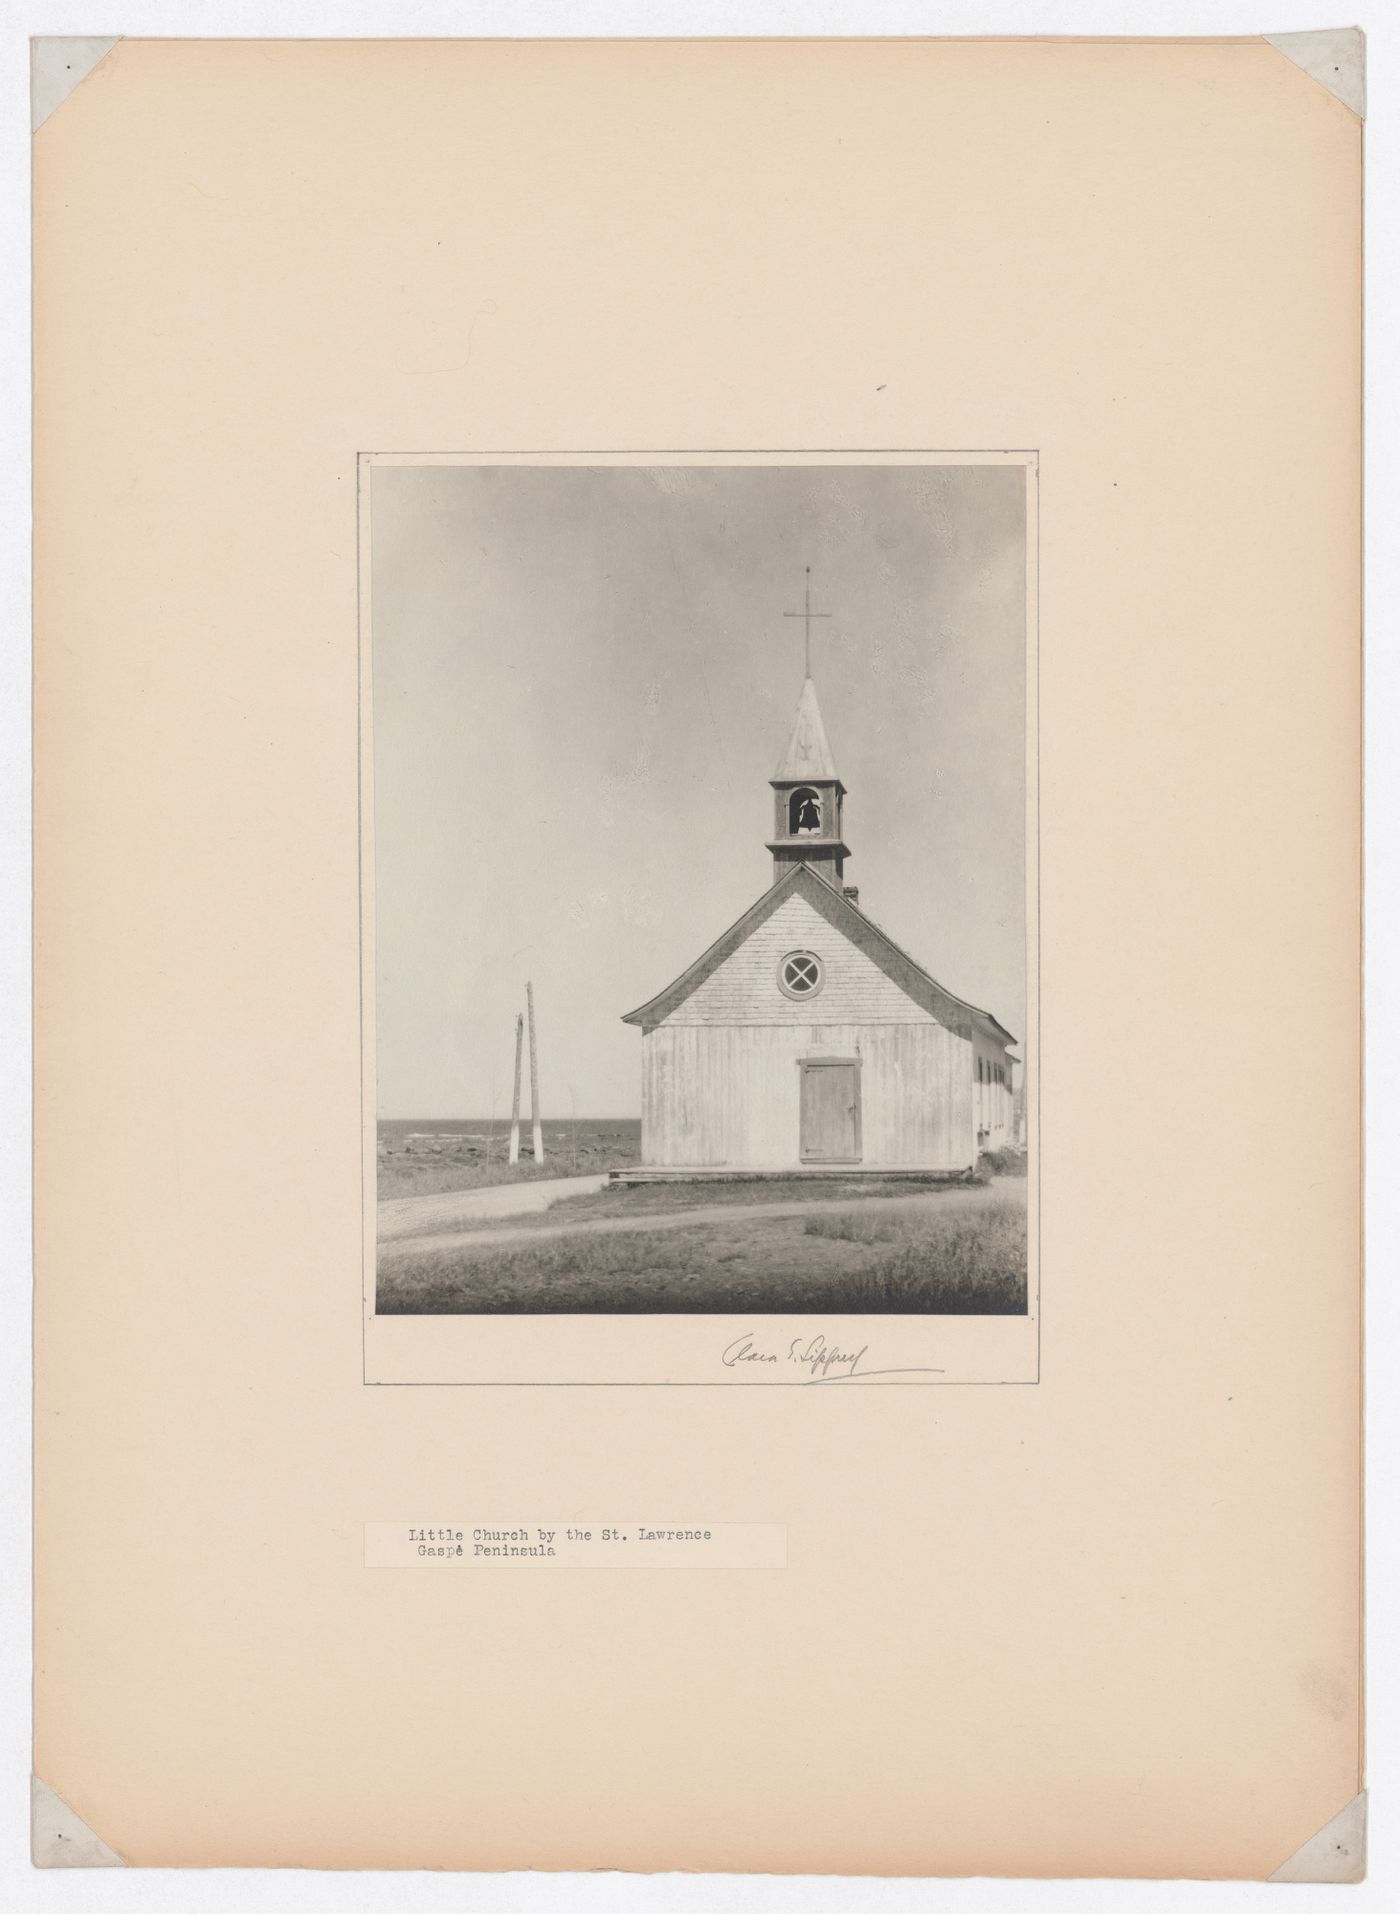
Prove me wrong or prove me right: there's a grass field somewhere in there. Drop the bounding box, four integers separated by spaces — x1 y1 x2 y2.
376 1181 1028 1316
378 1118 639 1199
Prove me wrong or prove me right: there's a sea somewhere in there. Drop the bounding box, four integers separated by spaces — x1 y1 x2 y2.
378 1117 640 1150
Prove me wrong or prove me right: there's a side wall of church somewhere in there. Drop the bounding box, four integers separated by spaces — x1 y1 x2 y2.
972 1024 1016 1151
641 1022 975 1169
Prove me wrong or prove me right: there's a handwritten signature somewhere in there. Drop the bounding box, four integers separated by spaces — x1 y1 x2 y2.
720 1333 943 1383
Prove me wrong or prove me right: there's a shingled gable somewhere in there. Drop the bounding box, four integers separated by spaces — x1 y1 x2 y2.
621 861 1015 1045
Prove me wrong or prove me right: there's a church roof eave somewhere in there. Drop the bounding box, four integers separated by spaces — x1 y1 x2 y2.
620 864 810 1029
620 861 1018 1046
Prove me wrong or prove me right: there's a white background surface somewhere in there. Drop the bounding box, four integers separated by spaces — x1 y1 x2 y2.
3 4 1392 1909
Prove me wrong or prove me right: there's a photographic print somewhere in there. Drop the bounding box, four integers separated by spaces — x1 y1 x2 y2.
362 452 1037 1383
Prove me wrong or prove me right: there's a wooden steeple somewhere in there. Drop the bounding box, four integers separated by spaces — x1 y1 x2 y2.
767 676 850 888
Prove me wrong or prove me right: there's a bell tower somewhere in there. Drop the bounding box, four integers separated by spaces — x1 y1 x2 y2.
767 676 851 889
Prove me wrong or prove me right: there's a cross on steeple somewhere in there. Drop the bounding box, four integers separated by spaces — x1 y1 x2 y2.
782 566 832 678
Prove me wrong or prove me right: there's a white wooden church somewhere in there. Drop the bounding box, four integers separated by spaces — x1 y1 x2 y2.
622 671 1017 1174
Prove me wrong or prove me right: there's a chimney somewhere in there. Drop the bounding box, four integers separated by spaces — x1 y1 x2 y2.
842 884 860 907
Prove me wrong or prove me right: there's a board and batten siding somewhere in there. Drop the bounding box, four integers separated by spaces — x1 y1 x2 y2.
641 1023 975 1169
972 1023 1015 1148
660 892 931 1026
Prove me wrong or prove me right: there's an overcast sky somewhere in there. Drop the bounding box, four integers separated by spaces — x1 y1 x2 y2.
371 460 1026 1120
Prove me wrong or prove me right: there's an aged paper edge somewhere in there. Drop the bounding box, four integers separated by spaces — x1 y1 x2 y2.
1268 1790 1366 1883
30 37 122 134
29 35 1361 1874
26 33 1369 132
31 1777 127 1868
1264 27 1365 117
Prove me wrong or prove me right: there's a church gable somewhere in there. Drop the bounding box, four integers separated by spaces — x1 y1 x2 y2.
658 890 932 1028
658 888 930 1025
622 862 1000 1040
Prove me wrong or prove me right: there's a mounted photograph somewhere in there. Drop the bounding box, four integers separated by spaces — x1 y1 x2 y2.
363 453 1034 1344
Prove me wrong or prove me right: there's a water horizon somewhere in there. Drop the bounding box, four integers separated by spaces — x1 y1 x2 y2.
379 1115 640 1138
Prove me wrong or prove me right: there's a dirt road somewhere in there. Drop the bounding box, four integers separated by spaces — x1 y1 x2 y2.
379 1181 1023 1263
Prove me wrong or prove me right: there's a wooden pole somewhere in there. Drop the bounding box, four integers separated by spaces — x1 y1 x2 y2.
527 980 544 1164
508 1013 523 1166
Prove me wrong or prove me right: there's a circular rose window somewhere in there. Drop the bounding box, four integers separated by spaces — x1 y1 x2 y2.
778 950 824 999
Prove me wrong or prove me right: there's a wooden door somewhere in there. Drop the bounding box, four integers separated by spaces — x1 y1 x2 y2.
799 1060 861 1163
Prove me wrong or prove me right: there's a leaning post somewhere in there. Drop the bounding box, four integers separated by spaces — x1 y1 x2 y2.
508 1013 524 1166
527 980 544 1164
